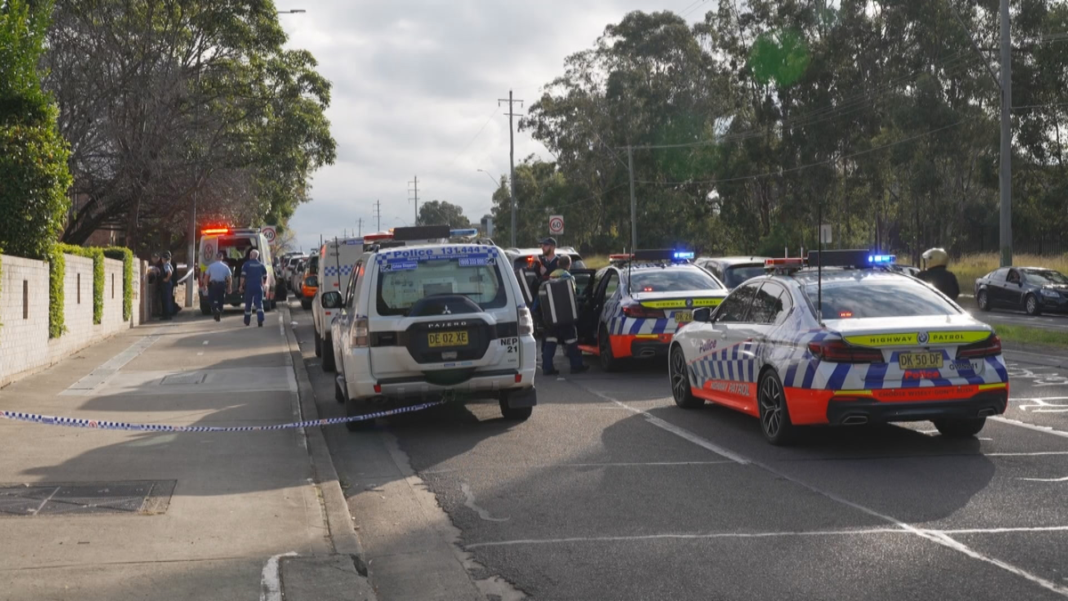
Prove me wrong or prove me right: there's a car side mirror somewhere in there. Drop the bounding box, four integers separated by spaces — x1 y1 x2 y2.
321 291 343 309
693 307 712 323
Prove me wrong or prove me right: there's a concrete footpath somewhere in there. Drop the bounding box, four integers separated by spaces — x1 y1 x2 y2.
0 308 372 600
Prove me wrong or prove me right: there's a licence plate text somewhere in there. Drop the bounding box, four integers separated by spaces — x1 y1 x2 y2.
674 311 692 324
428 331 469 348
898 351 944 370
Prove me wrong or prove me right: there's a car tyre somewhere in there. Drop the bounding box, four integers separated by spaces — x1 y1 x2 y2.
1025 294 1041 316
598 325 621 372
933 417 986 438
499 397 533 421
669 345 703 409
977 290 990 311
322 334 337 372
345 397 375 432
314 328 323 357
758 370 796 446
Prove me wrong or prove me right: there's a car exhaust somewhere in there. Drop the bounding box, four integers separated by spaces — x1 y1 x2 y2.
977 408 997 417
842 415 869 426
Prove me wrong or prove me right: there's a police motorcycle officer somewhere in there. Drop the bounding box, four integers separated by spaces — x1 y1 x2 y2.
917 247 960 301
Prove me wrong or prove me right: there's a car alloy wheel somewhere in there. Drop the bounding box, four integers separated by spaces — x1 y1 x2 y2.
670 345 703 409
758 371 795 445
977 290 989 311
1025 294 1040 316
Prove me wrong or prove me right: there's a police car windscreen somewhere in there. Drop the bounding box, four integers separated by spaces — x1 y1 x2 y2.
377 256 507 316
804 280 958 320
629 268 723 292
724 265 765 288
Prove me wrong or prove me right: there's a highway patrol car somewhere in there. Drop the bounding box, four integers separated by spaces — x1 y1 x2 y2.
669 251 1010 445
323 229 537 431
575 250 729 371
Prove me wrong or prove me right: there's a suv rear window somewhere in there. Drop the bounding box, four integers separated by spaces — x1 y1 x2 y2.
628 267 723 293
804 279 958 320
376 252 507 316
724 264 765 288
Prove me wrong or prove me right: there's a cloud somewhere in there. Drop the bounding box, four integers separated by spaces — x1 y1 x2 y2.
280 0 690 250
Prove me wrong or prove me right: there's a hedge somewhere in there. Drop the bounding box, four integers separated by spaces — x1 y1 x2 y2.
102 246 134 321
45 245 64 337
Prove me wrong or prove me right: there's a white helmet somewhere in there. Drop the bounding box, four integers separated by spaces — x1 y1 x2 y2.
921 248 948 268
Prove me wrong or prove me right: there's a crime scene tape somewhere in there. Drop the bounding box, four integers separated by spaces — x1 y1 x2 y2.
0 400 447 433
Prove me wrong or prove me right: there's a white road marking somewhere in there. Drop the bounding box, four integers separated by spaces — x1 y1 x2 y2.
259 552 297 601
1018 477 1068 482
987 451 1068 457
421 460 737 474
578 386 749 465
202 340 209 345
461 482 509 522
578 385 1068 597
992 416 1068 440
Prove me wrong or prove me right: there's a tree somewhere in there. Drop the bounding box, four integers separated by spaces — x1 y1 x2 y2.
417 200 470 228
41 0 336 258
0 0 72 259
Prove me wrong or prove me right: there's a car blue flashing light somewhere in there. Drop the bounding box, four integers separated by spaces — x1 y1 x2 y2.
869 254 896 264
450 228 479 237
673 251 695 260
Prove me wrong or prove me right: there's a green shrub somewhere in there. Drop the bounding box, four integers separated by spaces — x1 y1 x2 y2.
102 247 134 321
46 245 64 337
55 244 104 325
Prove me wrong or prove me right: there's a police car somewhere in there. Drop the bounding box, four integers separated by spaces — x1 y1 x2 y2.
669 251 1010 445
323 227 537 431
575 250 729 371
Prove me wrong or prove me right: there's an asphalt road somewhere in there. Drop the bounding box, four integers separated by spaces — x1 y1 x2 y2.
960 294 1068 333
289 298 1068 600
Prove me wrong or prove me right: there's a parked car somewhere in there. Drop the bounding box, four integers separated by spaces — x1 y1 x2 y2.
300 273 318 311
975 266 1068 315
694 256 770 290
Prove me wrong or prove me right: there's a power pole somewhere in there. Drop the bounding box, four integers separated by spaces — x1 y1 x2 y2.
998 0 1013 267
627 146 637 252
408 176 419 225
499 90 524 247
374 200 381 232
357 218 363 237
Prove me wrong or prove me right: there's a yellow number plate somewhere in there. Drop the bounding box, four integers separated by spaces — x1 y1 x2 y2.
428 331 469 348
898 352 944 370
674 311 693 323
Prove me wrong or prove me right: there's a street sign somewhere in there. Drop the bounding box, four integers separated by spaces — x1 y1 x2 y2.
819 224 832 244
261 226 277 243
549 215 564 236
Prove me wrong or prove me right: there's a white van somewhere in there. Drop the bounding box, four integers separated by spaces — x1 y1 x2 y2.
197 227 279 314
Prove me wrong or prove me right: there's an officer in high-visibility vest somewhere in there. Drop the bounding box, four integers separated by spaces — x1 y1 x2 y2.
239 249 268 327
540 255 588 376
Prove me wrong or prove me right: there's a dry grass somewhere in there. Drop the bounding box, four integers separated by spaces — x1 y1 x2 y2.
954 253 1068 292
582 254 610 270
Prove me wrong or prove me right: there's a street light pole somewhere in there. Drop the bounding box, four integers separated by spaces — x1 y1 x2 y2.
998 0 1013 267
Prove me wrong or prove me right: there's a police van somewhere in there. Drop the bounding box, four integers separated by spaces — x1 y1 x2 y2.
197 227 280 315
313 233 392 371
321 225 538 431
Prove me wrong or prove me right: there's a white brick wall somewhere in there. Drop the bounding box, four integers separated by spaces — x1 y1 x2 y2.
0 253 143 387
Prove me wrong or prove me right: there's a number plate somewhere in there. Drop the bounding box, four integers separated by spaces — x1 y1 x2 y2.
674 311 693 324
898 351 944 370
428 331 469 348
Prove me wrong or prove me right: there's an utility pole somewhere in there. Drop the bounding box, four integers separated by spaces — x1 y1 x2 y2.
374 200 381 232
998 0 1013 267
408 176 419 225
499 90 524 247
627 146 637 252
357 218 363 237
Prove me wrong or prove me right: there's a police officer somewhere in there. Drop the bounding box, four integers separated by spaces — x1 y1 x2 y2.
541 255 588 376
239 249 268 327
535 237 560 282
918 247 960 301
202 252 233 322
160 251 175 321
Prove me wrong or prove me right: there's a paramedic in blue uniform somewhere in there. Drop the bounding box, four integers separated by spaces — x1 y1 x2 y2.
534 237 561 282
202 252 233 322
541 255 589 376
239 249 268 327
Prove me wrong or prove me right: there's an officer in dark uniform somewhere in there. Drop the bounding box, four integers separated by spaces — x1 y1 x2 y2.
239 249 268 327
917 247 960 301
535 237 560 282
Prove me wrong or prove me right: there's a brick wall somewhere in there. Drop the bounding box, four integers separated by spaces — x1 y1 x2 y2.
0 253 142 388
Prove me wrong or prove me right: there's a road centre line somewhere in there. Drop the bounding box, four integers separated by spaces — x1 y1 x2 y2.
467 525 1068 550
577 385 1068 597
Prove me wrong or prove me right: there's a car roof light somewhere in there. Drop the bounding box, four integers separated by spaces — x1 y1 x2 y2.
869 254 896 264
609 253 634 262
392 225 451 241
362 232 393 242
764 257 806 275
201 227 230 235
449 228 479 237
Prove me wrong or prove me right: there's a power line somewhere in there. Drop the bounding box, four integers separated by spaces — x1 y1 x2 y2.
446 107 500 168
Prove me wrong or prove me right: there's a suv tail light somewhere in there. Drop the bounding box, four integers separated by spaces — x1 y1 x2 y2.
518 307 534 336
808 340 885 363
957 334 1001 359
622 303 665 319
351 317 369 348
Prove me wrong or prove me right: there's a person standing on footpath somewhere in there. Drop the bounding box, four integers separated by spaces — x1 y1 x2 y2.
541 255 588 376
202 251 233 322
239 249 268 327
160 251 175 321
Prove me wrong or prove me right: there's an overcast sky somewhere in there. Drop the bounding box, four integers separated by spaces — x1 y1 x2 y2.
280 0 706 252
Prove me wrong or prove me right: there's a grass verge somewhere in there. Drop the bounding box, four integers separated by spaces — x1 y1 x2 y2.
992 323 1068 350
955 252 1068 291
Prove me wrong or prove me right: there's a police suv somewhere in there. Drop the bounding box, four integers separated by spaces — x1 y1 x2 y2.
322 226 537 431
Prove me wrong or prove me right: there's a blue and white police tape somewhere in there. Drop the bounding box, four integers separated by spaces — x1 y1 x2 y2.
0 400 447 433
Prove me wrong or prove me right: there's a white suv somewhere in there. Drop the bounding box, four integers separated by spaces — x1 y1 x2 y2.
323 242 538 430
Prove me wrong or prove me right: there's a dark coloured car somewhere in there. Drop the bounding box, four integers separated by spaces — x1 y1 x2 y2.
694 256 770 289
975 266 1068 316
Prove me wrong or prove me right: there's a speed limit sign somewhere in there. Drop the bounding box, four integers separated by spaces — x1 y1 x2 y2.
261 226 277 243
548 215 564 235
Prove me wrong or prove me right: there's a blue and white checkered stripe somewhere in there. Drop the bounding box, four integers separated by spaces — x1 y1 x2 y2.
689 341 763 387
322 264 354 277
0 401 446 433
